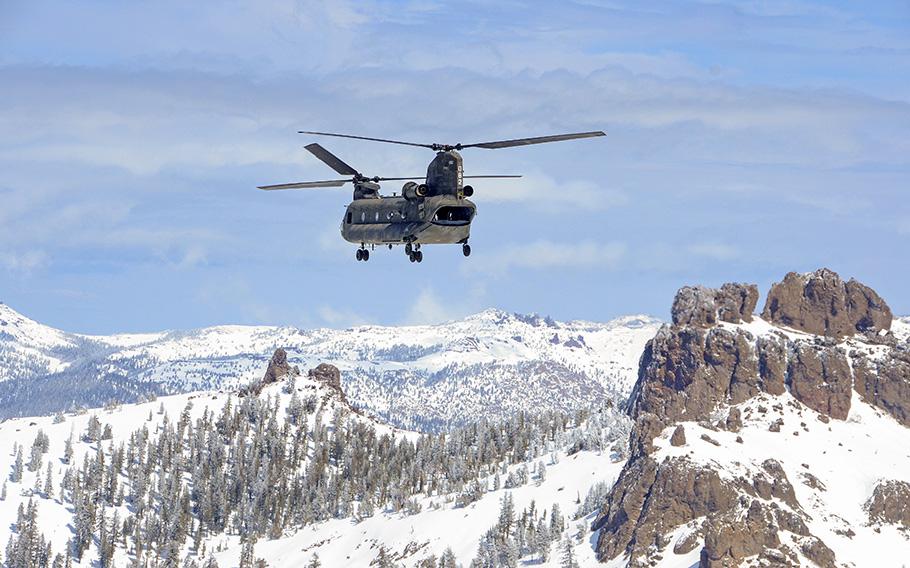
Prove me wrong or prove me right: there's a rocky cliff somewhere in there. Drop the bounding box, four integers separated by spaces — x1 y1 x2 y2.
594 269 910 567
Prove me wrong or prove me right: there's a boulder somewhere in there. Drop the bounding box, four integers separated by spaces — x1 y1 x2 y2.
762 269 892 339
670 425 687 446
262 348 299 385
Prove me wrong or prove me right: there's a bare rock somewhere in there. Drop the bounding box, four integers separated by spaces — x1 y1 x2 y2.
788 343 852 420
700 433 721 446
866 480 910 527
262 348 299 385
672 286 720 328
670 425 687 447
716 282 759 324
725 407 742 432
762 269 892 339
672 283 758 328
308 363 346 402
800 536 837 568
853 350 910 427
594 457 738 563
757 334 789 395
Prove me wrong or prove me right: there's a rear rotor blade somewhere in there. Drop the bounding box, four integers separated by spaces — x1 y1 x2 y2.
304 143 358 176
461 131 605 150
299 130 435 150
258 179 349 190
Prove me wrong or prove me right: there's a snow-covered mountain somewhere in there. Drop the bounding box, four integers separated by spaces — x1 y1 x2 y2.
0 303 661 429
0 363 629 568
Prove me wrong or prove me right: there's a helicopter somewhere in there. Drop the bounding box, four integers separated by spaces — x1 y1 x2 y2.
258 130 606 263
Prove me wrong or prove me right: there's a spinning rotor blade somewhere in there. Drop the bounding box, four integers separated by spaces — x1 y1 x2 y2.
463 175 523 178
258 180 349 191
462 131 606 149
304 143 358 176
299 131 434 150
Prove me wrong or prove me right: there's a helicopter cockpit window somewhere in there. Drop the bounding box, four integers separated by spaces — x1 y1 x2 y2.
346 212 352 224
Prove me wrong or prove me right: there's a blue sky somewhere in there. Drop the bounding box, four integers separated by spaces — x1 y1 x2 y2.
1 0 908 333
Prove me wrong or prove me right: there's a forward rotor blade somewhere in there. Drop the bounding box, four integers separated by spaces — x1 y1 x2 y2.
258 179 349 190
299 131 434 150
461 131 605 150
463 175 523 178
304 143 358 176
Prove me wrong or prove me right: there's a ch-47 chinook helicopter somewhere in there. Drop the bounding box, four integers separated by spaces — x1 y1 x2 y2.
258 130 605 263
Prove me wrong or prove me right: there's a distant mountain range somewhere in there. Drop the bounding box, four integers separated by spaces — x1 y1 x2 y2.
0 302 661 429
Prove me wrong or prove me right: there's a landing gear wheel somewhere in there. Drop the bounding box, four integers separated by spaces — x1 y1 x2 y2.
462 244 471 257
415 251 423 263
356 249 363 261
409 253 416 263
362 249 369 261
405 243 413 255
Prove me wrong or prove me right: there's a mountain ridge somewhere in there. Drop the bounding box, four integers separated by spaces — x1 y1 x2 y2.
0 303 662 429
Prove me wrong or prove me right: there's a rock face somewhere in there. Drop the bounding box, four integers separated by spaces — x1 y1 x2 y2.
852 346 910 427
672 283 758 328
308 363 347 403
762 269 892 339
866 480 910 528
262 348 299 384
595 269 908 567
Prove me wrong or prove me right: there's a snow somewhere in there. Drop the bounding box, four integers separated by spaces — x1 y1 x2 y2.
0 303 662 427
646 392 910 567
0 377 626 567
213 450 625 568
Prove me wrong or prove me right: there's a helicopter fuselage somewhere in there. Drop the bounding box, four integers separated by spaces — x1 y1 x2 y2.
341 193 476 246
341 150 476 248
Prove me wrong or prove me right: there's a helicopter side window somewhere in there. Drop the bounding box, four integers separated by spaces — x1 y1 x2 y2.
346 212 352 224
360 211 365 223
375 211 380 222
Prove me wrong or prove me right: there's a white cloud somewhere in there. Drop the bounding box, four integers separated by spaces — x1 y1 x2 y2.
0 250 48 274
467 240 626 276
317 305 372 328
687 242 740 261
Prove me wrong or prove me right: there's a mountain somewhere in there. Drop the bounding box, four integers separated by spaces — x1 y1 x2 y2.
0 359 630 568
593 269 910 567
0 303 661 429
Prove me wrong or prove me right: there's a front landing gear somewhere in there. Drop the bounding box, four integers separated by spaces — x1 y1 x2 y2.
462 243 471 257
356 246 370 261
405 241 422 263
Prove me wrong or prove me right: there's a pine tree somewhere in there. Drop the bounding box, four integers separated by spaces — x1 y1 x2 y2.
44 461 54 497
11 446 24 482
438 548 457 568
306 553 321 568
559 537 578 568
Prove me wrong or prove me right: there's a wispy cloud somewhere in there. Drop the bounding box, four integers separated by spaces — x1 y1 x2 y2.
467 240 626 276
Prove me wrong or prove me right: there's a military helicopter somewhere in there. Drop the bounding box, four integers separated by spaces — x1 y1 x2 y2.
258 130 605 262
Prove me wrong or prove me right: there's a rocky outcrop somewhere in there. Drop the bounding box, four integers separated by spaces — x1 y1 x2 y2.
262 348 299 385
309 363 347 403
787 343 852 420
672 283 758 328
762 269 892 339
595 269 906 567
852 346 910 427
866 480 910 527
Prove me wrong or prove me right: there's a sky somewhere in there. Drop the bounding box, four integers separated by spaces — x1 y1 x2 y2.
0 0 908 334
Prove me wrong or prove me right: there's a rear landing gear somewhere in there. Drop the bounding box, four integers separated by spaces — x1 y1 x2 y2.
356 247 370 261
408 250 423 263
405 241 422 263
462 243 471 257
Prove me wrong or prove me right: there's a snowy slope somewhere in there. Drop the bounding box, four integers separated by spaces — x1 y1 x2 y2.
0 375 627 568
0 303 660 428
640 392 910 567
